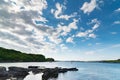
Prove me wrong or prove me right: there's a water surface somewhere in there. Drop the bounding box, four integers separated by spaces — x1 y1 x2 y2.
0 62 120 80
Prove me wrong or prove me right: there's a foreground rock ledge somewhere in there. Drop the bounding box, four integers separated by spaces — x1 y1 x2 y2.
0 66 78 80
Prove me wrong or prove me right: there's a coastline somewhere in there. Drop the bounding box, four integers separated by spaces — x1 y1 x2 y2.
0 65 78 80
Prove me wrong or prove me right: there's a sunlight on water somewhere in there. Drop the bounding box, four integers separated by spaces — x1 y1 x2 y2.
24 72 43 80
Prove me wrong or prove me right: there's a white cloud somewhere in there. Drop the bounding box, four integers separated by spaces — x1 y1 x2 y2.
81 0 97 14
113 21 120 24
88 33 96 38
4 0 47 14
51 3 75 20
59 19 78 36
32 17 48 25
92 23 99 30
54 3 62 17
76 32 87 37
76 19 100 38
51 9 54 13
115 8 120 12
66 37 74 43
48 36 62 44
0 0 65 54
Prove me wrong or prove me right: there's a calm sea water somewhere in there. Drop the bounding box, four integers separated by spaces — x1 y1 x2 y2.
0 62 120 80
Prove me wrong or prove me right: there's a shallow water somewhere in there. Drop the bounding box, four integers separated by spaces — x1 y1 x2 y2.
0 62 120 80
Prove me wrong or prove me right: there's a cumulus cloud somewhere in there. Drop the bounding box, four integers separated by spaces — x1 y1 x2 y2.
0 0 65 54
66 37 74 43
57 19 78 36
3 0 47 14
76 19 100 38
51 3 75 20
80 0 97 14
0 0 101 57
88 33 96 38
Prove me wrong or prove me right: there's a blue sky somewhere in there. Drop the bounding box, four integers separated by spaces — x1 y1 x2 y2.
0 0 120 61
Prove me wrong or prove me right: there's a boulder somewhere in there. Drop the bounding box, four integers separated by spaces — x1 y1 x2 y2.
8 67 29 77
28 66 44 74
0 66 9 77
0 66 6 72
8 67 29 72
42 68 59 80
0 71 8 77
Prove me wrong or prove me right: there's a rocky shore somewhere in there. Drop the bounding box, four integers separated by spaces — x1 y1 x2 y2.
0 66 78 80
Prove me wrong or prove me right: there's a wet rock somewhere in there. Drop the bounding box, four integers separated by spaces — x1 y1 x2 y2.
28 66 44 74
42 67 78 80
8 67 29 77
0 66 6 72
0 66 78 80
8 67 29 72
62 68 78 71
28 66 39 68
0 71 8 77
0 66 9 77
42 68 59 80
28 68 42 74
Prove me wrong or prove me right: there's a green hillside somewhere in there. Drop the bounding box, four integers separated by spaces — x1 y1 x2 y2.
0 47 54 62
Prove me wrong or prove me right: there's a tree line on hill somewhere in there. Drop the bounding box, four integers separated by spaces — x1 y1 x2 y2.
0 47 54 62
101 59 120 63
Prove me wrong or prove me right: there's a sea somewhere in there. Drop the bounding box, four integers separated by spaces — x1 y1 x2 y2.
0 62 120 80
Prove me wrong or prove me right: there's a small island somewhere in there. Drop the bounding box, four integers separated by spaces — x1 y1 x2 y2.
0 47 54 62
100 59 120 63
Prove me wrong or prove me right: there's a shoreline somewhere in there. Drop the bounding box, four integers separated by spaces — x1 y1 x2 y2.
0 66 78 80
0 61 120 63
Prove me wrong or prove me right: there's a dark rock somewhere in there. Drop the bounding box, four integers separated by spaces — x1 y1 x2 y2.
0 71 9 77
28 66 44 74
28 68 42 74
28 66 39 69
28 66 45 69
8 67 29 77
0 66 6 72
42 68 59 80
0 66 78 80
63 68 78 71
42 67 78 80
0 66 9 77
8 67 29 72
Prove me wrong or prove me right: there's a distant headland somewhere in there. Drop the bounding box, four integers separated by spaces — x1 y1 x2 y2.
0 47 54 62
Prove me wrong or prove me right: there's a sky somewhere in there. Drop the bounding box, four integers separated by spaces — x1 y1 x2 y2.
0 0 120 61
